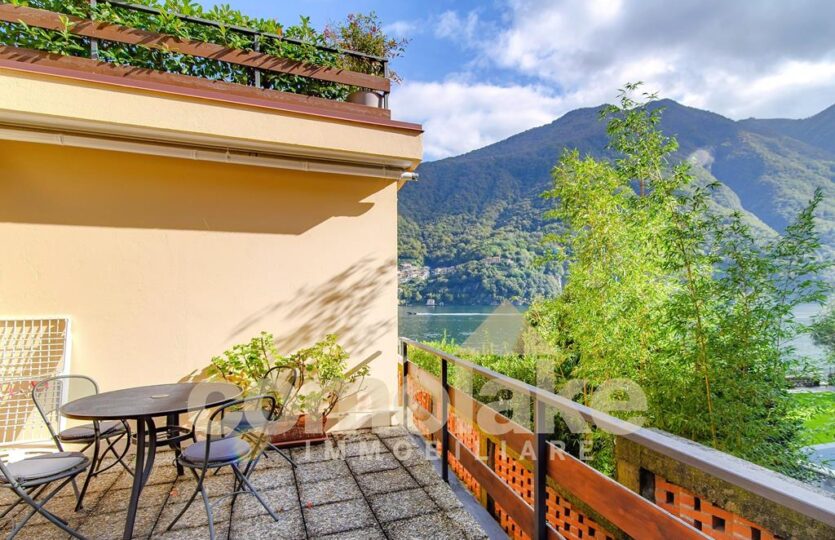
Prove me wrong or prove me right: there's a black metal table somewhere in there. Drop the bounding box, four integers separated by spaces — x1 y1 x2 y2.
60 382 240 540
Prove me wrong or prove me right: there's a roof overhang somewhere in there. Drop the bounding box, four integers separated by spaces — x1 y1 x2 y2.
0 55 423 180
0 116 413 181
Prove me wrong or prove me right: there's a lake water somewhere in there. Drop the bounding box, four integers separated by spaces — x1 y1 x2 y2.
399 305 527 354
399 304 829 371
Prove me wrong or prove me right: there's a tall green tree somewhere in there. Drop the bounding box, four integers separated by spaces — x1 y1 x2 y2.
536 84 831 478
811 303 835 377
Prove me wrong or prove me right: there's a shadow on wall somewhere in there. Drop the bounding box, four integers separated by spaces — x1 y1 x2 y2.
230 256 396 356
0 141 383 235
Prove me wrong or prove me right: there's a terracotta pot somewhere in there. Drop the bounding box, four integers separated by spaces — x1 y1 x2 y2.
347 90 382 108
268 414 327 448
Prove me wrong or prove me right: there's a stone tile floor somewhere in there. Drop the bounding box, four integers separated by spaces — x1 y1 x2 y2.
0 427 489 540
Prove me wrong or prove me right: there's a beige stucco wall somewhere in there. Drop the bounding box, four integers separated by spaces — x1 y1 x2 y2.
0 70 422 170
0 140 401 427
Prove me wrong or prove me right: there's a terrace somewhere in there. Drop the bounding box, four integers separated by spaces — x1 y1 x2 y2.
0 2 833 540
0 427 491 540
1 335 833 540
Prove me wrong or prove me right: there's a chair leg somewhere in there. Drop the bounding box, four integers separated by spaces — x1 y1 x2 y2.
0 497 23 521
165 471 201 532
166 414 185 477
94 436 118 473
95 433 133 477
241 444 293 483
269 444 297 468
102 421 134 476
228 470 241 516
0 484 43 521
232 465 279 522
74 430 103 513
8 478 86 540
241 453 260 480
67 440 93 503
8 501 68 538
241 443 274 480
26 504 84 540
69 477 81 505
120 421 133 474
109 432 134 476
199 484 215 540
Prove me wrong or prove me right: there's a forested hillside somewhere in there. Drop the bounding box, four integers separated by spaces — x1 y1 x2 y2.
399 100 835 305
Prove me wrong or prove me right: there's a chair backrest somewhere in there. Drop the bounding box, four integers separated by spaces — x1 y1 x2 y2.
259 366 297 417
192 395 276 470
31 375 98 450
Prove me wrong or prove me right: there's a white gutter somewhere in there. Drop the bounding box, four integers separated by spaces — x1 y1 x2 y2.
0 125 408 180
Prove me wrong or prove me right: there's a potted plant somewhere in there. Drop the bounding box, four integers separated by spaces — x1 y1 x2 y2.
209 332 281 399
209 332 369 446
324 12 408 107
271 334 369 445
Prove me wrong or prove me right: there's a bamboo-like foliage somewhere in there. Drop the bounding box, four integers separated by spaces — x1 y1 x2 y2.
810 303 835 384
536 83 831 478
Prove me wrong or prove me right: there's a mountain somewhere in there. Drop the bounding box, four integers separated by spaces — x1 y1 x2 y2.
398 100 835 305
741 104 835 155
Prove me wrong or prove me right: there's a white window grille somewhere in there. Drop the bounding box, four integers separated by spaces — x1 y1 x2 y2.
0 319 71 446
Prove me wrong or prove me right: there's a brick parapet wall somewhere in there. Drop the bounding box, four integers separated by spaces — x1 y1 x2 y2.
655 477 778 540
615 435 835 540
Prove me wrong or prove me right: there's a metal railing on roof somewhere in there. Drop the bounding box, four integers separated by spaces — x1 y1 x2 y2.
103 0 388 63
0 1 391 110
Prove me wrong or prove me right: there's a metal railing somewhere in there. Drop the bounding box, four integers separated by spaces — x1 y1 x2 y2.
102 1 387 63
0 1 391 109
400 337 835 540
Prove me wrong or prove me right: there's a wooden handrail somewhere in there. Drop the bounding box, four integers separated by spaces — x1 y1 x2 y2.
0 4 390 93
405 360 708 539
401 337 835 528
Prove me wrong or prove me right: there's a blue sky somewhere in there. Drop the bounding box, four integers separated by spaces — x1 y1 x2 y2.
202 1 491 83
208 1 835 161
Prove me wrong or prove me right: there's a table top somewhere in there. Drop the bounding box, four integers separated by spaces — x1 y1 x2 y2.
60 382 241 420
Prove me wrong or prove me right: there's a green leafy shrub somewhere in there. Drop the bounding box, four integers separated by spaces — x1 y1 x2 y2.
0 1 397 100
324 12 408 83
209 331 283 401
534 83 832 479
210 332 368 418
283 334 370 419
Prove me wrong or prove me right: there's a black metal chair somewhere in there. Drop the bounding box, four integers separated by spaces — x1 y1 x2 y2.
0 451 90 539
164 395 281 540
32 375 132 510
220 366 298 469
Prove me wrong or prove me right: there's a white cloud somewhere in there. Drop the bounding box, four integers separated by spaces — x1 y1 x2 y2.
383 20 419 39
489 0 835 119
401 0 835 159
434 10 481 43
393 81 578 160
